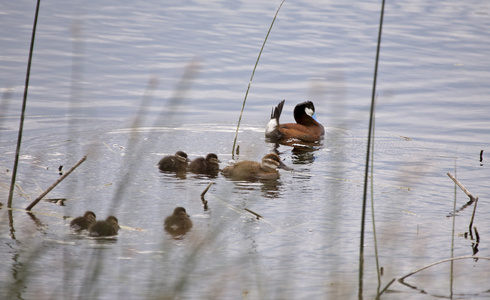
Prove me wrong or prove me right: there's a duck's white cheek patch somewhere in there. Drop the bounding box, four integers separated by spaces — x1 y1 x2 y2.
305 107 314 117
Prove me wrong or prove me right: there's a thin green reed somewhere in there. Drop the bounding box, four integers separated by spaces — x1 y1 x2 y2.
359 0 385 298
450 162 457 296
231 0 285 159
369 109 383 297
8 0 41 208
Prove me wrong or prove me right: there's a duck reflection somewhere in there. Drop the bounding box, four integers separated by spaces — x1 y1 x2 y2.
228 179 282 198
269 142 320 165
164 207 193 238
291 146 318 164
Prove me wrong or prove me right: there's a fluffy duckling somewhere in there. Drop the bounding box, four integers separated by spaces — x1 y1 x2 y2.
158 151 190 172
70 211 96 231
89 216 120 237
265 100 324 143
164 207 193 236
221 153 291 181
188 153 220 175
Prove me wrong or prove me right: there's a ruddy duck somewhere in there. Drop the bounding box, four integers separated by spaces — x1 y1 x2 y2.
265 100 324 143
158 151 190 172
188 153 220 175
89 216 120 237
221 153 292 181
70 211 96 231
164 207 193 236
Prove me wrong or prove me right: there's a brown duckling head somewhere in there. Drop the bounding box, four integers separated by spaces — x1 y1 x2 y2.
106 216 119 226
173 207 189 217
261 153 292 172
174 151 190 163
84 211 96 220
205 153 220 165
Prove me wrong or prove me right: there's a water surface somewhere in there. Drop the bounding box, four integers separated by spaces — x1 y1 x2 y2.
1 0 490 299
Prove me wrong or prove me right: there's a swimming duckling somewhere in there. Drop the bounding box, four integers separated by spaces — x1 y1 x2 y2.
158 151 190 173
265 100 324 143
221 153 292 181
89 216 120 237
188 153 220 175
164 207 193 236
70 211 96 231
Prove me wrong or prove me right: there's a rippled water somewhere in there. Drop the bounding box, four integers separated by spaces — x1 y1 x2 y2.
1 0 490 299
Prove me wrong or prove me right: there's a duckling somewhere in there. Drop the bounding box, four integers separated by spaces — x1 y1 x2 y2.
158 151 190 172
188 153 220 175
89 216 119 237
164 207 193 236
265 100 324 143
70 211 96 231
221 153 292 181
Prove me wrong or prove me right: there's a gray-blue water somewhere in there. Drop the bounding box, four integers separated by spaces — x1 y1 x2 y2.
1 0 490 299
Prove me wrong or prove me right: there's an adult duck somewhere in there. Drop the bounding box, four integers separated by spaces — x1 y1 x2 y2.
265 100 324 143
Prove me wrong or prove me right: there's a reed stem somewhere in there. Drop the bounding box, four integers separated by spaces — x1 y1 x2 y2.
359 0 385 298
8 0 41 208
231 0 285 159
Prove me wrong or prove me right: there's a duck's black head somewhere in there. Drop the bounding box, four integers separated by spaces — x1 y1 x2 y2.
293 101 318 124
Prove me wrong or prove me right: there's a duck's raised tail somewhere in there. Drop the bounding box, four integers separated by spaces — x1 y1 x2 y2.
271 99 285 121
265 100 285 140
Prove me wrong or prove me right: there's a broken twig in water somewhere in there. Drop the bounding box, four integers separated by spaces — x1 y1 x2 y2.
200 182 213 210
378 278 396 297
244 208 262 219
447 172 477 201
468 197 479 233
399 255 490 282
25 155 87 211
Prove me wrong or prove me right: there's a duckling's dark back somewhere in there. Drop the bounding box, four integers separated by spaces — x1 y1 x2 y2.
89 216 119 237
70 211 96 231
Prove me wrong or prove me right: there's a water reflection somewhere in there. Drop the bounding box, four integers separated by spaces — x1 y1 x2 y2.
8 210 15 240
269 141 322 164
27 212 47 233
291 146 319 164
89 237 119 246
225 179 282 198
158 170 187 180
